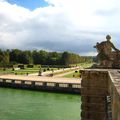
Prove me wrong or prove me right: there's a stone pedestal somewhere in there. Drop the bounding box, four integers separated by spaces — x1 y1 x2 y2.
81 70 108 120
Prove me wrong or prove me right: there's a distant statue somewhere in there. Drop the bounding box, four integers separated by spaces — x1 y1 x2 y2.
38 66 42 76
94 35 120 68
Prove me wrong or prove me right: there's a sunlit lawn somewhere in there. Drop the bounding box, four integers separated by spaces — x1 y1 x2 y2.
0 63 93 76
70 62 93 68
63 71 80 78
0 67 58 75
63 62 93 78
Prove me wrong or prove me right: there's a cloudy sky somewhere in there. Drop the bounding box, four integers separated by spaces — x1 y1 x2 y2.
0 0 120 55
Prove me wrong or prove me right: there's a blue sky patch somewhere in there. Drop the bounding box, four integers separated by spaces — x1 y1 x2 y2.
7 0 49 10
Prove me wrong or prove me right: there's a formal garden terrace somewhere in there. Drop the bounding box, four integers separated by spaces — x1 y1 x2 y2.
81 69 120 120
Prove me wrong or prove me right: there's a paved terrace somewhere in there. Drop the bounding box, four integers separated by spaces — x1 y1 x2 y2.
0 75 80 84
0 75 81 94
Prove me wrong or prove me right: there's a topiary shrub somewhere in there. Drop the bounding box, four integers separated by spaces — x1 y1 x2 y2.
3 68 6 71
47 67 50 71
18 65 24 69
5 64 13 68
43 69 46 72
27 64 34 68
75 71 78 73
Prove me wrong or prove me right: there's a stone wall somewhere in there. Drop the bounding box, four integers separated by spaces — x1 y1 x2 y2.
81 69 120 120
108 71 120 120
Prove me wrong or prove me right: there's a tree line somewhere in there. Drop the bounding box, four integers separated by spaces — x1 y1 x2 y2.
0 49 93 66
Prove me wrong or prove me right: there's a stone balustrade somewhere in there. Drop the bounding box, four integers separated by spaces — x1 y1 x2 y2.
0 77 80 94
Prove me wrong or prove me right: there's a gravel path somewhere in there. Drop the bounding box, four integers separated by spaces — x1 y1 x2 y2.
29 67 81 77
53 71 75 77
0 74 81 84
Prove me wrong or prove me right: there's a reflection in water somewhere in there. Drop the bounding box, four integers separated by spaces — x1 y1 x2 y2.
0 88 81 120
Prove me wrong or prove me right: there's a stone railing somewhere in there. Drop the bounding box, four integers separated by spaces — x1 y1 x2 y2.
0 77 80 94
81 69 120 120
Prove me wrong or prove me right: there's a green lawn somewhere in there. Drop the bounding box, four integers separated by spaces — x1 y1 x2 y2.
63 71 80 78
0 63 93 76
78 63 93 68
0 68 39 75
63 63 93 78
0 67 58 75
70 62 93 68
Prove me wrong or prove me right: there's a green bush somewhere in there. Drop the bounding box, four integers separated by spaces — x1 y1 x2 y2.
41 65 69 68
27 64 34 68
43 69 46 72
6 64 14 68
75 71 78 73
3 68 6 71
0 63 13 68
18 64 24 69
47 67 50 71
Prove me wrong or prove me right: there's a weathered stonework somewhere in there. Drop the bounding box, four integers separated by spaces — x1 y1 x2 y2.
108 71 120 120
81 70 108 120
81 69 120 120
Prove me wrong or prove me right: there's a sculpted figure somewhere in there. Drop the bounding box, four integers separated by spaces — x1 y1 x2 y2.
94 35 120 68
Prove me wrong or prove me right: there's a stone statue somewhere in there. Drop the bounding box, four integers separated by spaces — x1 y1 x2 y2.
94 35 120 68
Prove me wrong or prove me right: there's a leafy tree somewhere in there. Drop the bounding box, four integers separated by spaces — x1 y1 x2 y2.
0 48 93 66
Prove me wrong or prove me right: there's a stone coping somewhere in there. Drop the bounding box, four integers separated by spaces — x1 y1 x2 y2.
81 69 120 96
109 71 120 100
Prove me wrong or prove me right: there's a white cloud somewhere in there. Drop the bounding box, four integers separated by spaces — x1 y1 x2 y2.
0 0 120 55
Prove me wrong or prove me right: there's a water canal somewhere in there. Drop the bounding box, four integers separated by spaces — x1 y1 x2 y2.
0 88 81 120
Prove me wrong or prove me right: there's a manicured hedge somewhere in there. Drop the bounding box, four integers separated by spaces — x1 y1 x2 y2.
18 64 24 69
27 64 34 68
